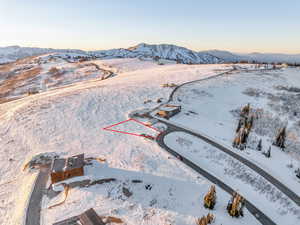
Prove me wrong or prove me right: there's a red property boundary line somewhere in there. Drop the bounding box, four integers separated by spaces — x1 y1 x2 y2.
103 118 161 138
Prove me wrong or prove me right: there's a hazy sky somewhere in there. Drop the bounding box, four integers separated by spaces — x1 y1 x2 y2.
1 0 299 53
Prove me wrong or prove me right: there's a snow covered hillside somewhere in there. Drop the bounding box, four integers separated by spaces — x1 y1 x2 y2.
1 59 255 225
202 50 247 63
205 50 300 64
0 46 85 64
0 43 223 65
0 53 114 104
92 43 223 64
2 43 299 65
0 57 299 225
159 67 300 224
245 52 300 64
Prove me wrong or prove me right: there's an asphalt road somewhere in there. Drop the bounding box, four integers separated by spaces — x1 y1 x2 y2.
24 67 292 225
155 118 300 208
139 67 300 224
25 166 50 225
156 129 276 225
148 67 300 208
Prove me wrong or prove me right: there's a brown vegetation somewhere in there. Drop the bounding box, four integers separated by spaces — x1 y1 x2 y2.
195 213 214 225
233 104 254 150
0 61 19 73
203 185 216 209
15 55 37 65
49 67 66 79
226 192 245 217
48 184 70 209
49 67 59 74
0 96 20 104
0 67 42 100
104 216 123 224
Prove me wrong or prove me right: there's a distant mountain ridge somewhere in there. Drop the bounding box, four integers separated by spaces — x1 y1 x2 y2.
90 43 223 64
202 50 248 63
204 49 300 64
0 45 85 64
245 52 300 64
1 43 300 64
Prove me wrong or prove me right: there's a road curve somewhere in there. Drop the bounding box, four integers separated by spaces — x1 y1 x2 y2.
139 67 299 224
156 129 276 225
148 69 237 114
147 67 300 208
25 166 50 225
155 117 300 208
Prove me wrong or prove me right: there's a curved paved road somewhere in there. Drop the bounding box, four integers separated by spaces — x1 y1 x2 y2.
25 166 50 225
156 120 300 207
168 69 235 102
148 69 237 114
156 129 276 225
136 67 300 224
146 67 300 208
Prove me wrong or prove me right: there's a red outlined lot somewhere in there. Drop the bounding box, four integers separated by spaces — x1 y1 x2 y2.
103 118 161 139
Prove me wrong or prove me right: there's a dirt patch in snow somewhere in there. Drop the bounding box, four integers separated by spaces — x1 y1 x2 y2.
0 67 42 99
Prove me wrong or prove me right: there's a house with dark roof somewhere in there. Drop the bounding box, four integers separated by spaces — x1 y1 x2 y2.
156 104 181 119
53 208 105 225
50 154 85 184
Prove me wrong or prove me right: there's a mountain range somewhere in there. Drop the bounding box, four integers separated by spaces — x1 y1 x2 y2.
1 43 300 65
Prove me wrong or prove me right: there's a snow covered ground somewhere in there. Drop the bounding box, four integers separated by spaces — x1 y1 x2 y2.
167 68 300 195
164 131 300 225
0 58 260 225
0 46 85 64
2 44 300 65
43 161 259 225
0 53 112 104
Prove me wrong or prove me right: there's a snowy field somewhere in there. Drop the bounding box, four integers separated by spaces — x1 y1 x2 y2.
43 161 259 225
167 68 300 195
164 131 300 225
0 53 113 104
0 58 261 225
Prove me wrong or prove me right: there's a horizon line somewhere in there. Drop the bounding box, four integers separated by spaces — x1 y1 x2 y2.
1 43 299 55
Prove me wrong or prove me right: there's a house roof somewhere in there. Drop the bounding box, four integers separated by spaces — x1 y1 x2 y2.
51 158 65 173
159 104 181 112
53 208 105 225
79 208 105 225
52 154 84 173
52 216 79 225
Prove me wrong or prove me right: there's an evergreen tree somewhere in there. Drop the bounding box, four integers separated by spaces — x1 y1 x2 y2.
266 146 271 158
257 139 262 151
236 119 242 133
295 168 300 179
274 127 286 150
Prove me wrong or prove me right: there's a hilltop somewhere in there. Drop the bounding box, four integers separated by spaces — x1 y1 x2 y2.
1 43 300 65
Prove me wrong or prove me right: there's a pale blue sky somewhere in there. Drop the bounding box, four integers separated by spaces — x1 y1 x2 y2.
0 0 299 53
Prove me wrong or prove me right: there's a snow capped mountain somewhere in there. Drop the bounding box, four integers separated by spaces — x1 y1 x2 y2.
0 43 223 65
91 43 223 64
89 48 136 59
245 52 300 64
205 50 300 64
1 43 300 65
201 50 247 63
0 46 85 64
